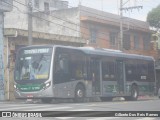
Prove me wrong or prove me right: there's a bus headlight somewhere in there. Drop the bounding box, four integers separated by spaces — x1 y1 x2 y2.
14 84 19 90
43 82 51 90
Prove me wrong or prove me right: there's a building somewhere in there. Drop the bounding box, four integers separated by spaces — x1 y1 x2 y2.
3 0 159 100
51 6 158 58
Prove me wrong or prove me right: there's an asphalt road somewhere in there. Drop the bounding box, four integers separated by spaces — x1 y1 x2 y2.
0 97 159 120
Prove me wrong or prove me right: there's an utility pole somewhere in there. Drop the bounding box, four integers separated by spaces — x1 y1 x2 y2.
119 0 142 50
28 0 33 45
119 0 123 50
0 13 4 100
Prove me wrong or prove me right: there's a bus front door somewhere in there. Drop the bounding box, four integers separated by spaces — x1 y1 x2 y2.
91 59 101 95
116 61 125 94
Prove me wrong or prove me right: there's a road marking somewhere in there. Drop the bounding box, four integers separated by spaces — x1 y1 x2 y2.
86 102 129 107
68 109 92 111
71 104 82 105
0 105 71 111
54 117 75 120
30 106 72 111
87 117 121 120
136 118 155 120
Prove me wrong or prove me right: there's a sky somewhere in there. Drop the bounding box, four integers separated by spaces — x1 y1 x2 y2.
65 0 160 21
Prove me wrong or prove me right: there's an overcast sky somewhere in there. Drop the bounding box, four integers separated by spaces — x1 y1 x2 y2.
65 0 160 21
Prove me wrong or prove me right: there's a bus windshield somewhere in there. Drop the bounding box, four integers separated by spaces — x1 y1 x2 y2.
15 47 52 81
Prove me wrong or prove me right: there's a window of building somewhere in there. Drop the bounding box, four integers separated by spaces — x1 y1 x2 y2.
90 29 97 43
34 0 39 8
143 35 151 50
44 2 49 11
109 32 117 46
123 34 131 50
134 35 140 49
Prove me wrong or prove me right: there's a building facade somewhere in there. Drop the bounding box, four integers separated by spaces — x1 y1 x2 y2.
79 6 157 58
46 5 158 58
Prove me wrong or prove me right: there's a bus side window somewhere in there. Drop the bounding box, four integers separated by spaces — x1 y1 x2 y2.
54 54 70 84
102 61 115 81
75 65 83 79
125 63 137 81
70 51 87 80
59 55 69 73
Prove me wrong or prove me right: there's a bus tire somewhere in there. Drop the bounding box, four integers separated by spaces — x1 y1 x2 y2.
74 84 85 103
41 98 52 103
131 85 138 100
126 85 138 101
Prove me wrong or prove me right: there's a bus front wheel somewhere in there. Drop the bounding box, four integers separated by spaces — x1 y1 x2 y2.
74 84 85 103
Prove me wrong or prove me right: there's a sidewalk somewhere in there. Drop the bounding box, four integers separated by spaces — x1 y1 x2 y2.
0 95 159 104
0 99 27 104
138 95 158 100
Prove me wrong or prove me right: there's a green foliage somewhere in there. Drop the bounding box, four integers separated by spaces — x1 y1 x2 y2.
147 5 160 29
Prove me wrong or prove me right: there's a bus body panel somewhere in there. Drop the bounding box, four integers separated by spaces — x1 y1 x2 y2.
52 80 93 98
14 86 53 99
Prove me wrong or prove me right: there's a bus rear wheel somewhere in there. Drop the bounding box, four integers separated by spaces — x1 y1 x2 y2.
74 85 85 103
126 85 138 101
131 85 138 100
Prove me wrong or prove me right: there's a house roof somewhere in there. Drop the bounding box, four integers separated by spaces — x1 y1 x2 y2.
79 5 150 32
51 5 150 32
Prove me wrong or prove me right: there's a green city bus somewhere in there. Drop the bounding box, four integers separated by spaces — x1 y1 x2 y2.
14 45 156 103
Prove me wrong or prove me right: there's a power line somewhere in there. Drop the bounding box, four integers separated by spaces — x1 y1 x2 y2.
13 0 116 40
3 0 152 51
13 0 148 33
3 0 113 46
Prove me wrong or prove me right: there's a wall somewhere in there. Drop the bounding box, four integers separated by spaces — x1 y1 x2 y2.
4 1 80 37
4 0 28 30
33 8 80 37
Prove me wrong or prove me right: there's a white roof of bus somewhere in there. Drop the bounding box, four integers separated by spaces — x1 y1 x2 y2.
21 45 154 61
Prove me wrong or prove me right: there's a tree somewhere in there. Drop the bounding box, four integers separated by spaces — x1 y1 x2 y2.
147 5 160 30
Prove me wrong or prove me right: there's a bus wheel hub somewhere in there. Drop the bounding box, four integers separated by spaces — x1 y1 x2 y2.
77 90 83 98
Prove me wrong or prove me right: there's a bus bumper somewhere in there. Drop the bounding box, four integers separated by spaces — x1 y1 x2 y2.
14 88 53 99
